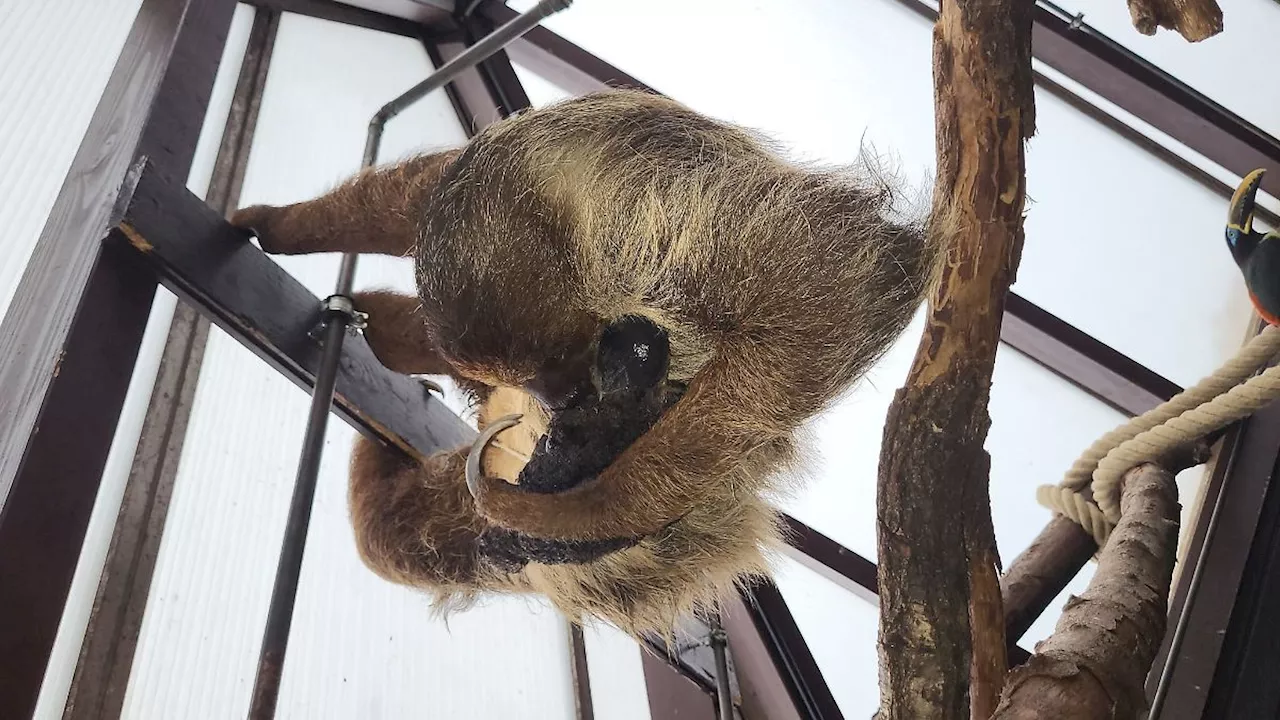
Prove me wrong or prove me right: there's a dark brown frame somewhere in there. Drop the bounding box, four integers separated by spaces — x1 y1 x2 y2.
2 0 1277 718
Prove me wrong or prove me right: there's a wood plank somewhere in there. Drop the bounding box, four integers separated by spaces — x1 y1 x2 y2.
115 160 474 460
0 244 157 720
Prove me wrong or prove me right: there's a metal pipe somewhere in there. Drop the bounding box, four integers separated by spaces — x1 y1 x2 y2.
709 614 734 720
363 0 573 166
248 315 346 720
246 2 573 717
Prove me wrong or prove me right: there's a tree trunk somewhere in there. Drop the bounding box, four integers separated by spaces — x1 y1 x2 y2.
874 0 1035 717
991 463 1179 719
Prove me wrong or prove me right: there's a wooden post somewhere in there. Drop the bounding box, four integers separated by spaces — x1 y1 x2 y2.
874 0 1035 716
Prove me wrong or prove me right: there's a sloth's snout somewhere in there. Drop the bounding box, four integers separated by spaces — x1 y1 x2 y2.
465 315 678 503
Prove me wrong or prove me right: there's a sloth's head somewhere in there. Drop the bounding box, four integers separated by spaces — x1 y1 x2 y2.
409 88 928 634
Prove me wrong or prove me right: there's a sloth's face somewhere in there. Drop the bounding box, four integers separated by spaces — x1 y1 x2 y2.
463 315 689 572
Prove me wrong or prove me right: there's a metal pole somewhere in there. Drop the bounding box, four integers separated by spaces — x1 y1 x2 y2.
363 0 573 165
246 1 573 717
709 614 734 720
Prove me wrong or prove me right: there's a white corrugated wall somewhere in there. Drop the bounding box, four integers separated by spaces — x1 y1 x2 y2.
0 0 143 321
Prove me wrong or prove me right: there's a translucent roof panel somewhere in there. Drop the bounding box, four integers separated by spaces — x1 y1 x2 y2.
1047 0 1280 141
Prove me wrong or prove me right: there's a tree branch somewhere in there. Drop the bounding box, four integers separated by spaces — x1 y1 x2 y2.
991 463 1180 719
874 0 1034 716
1127 0 1223 42
1000 440 1212 652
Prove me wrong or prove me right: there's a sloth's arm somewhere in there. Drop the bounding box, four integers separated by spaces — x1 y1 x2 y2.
231 149 458 256
348 437 521 592
472 334 822 542
351 289 455 377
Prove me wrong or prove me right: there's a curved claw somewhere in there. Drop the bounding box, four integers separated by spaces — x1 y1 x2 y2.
465 413 523 500
410 374 444 395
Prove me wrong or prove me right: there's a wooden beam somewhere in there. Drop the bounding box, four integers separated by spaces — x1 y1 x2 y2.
114 160 474 461
0 0 239 715
63 10 281 719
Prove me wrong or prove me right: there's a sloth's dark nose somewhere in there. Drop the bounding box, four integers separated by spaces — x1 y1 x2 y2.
525 356 588 411
596 315 669 395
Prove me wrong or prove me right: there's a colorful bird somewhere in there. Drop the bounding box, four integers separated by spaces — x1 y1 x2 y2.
1226 169 1280 325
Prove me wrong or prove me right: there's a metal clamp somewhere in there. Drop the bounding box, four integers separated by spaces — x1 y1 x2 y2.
321 294 368 329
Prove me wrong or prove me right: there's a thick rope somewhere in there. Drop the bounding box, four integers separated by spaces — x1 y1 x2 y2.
1039 324 1280 545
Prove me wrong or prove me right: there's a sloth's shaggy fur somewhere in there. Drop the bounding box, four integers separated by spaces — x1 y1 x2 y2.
231 89 941 638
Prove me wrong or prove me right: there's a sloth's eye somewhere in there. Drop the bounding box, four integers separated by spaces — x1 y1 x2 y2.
597 316 669 395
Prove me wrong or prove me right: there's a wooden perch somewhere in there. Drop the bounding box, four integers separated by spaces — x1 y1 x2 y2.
1001 515 1098 649
1000 440 1211 650
874 0 1034 716
991 463 1180 719
1127 0 1223 42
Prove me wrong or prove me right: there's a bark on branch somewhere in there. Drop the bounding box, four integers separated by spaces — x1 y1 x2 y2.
992 464 1180 719
1127 0 1223 42
874 0 1034 717
1000 440 1211 650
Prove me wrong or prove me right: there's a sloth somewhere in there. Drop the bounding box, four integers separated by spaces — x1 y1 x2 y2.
231 89 940 638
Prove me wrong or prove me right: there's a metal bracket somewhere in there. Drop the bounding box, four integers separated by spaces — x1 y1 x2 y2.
307 295 367 340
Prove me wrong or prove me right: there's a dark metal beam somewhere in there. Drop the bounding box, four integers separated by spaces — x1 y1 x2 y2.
1201 432 1280 718
115 161 473 461
1002 292 1181 417
477 2 652 92
640 647 719 720
567 623 595 720
0 0 238 715
740 581 845 720
1029 3 1280 199
1147 376 1280 718
424 38 482 137
244 0 431 37
889 0 1280 200
457 12 532 117
62 10 280 719
780 515 878 604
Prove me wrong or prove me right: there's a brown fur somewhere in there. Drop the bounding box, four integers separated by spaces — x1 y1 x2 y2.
231 89 941 637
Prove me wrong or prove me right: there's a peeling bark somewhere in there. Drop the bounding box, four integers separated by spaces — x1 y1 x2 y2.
992 464 1180 719
1127 0 1223 41
1000 442 1210 651
874 0 1034 716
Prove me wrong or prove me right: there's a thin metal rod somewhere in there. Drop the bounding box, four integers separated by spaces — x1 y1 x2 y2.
248 315 347 719
246 2 572 716
709 614 733 720
362 0 573 166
